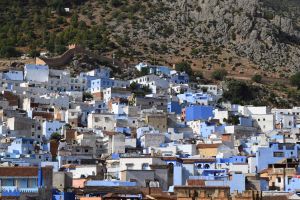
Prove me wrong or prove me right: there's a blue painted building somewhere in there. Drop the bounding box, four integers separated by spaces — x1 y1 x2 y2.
256 143 300 172
80 67 111 88
177 92 213 105
239 116 253 127
7 138 35 155
90 78 129 93
185 105 214 122
217 156 247 164
155 66 173 76
52 191 75 200
200 122 225 138
170 72 189 84
168 101 182 114
286 177 300 192
0 166 53 199
115 127 131 134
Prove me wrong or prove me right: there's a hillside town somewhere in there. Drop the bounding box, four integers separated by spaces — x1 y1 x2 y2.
0 58 300 200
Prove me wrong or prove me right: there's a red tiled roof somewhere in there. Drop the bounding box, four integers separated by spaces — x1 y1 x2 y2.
196 143 221 149
0 166 52 177
0 167 38 176
103 131 117 136
182 158 216 164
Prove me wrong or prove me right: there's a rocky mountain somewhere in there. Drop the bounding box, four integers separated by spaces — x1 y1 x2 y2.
110 0 300 72
1 0 300 73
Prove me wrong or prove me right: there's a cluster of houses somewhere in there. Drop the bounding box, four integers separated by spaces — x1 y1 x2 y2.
0 61 300 200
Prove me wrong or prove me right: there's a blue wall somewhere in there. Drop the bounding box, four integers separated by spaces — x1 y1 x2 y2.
168 101 182 114
53 192 75 200
185 105 214 121
239 117 253 127
256 143 299 172
230 173 245 193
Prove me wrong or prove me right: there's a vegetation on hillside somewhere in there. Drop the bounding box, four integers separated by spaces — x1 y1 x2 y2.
222 79 290 108
290 72 300 89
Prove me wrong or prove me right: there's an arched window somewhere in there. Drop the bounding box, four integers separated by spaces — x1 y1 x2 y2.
142 163 149 170
204 164 210 169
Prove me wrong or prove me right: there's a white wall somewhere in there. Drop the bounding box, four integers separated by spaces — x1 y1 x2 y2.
252 114 274 133
24 64 49 83
69 165 97 178
214 109 229 124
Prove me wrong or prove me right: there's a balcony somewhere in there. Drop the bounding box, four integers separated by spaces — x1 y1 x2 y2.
270 168 296 175
0 186 39 193
189 175 228 181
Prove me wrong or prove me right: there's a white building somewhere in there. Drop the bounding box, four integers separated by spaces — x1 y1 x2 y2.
103 88 131 103
129 75 169 92
67 165 98 179
213 109 229 124
251 114 275 133
42 120 65 139
111 103 127 115
91 78 129 93
199 84 222 96
3 70 24 81
24 64 49 83
238 106 269 116
272 107 300 125
135 62 148 71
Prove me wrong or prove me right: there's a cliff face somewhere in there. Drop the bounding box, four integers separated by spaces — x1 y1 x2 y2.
138 0 300 71
1 0 300 72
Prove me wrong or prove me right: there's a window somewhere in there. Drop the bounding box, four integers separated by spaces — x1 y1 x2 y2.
273 152 284 157
204 164 210 169
126 163 134 170
130 178 137 182
84 149 89 153
142 163 149 170
277 177 281 183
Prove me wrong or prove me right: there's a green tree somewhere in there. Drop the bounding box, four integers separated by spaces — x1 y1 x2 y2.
140 67 149 76
50 132 62 141
290 72 300 89
223 80 257 104
175 61 193 75
227 115 240 125
129 81 138 91
70 14 79 28
211 69 228 81
111 0 123 7
0 45 20 58
83 92 93 101
252 74 262 83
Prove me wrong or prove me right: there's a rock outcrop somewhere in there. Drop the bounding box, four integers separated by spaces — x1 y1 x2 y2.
128 0 300 71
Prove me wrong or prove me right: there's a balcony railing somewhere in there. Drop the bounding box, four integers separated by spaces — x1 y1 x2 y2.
0 186 39 193
189 175 228 181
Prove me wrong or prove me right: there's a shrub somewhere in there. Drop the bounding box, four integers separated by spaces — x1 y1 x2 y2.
175 61 193 75
111 0 123 7
290 72 300 89
211 69 228 80
252 74 262 83
223 80 258 104
0 46 20 58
